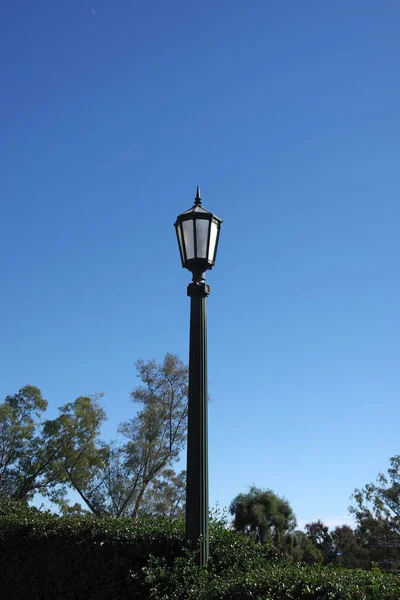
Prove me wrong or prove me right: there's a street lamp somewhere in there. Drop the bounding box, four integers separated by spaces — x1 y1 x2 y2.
174 186 222 566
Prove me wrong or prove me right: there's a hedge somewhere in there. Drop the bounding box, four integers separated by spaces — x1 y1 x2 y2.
0 497 184 599
1 498 399 599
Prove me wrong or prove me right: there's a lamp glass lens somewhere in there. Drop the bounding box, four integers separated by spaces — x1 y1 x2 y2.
182 220 195 260
195 218 209 259
208 220 218 262
176 224 184 261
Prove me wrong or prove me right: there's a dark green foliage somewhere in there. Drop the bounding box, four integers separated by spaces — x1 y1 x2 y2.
286 530 324 565
0 497 184 599
145 554 400 600
305 520 336 564
230 486 297 544
1 498 400 599
332 525 371 570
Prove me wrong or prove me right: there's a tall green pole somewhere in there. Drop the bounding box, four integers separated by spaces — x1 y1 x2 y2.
185 273 209 566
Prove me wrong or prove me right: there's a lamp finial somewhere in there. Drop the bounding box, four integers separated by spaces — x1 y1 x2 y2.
194 186 201 206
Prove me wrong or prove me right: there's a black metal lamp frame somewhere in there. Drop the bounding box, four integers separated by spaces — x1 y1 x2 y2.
174 187 222 566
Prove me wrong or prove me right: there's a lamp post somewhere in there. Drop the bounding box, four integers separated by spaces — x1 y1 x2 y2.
174 187 222 566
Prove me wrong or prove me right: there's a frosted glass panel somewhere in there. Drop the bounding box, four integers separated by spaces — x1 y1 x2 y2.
182 220 195 260
208 221 218 261
176 224 184 261
196 219 209 259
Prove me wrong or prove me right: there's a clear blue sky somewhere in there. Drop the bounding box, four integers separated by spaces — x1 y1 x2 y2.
1 0 399 529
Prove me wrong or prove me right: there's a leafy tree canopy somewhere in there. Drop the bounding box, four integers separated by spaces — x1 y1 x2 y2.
350 455 400 537
0 353 188 519
229 486 296 544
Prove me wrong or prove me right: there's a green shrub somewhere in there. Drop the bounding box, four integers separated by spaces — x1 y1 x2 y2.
144 558 400 600
0 496 185 599
143 519 400 600
0 497 399 599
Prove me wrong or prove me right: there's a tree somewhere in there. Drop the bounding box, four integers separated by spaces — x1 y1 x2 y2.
331 525 370 569
304 521 368 568
137 468 186 519
1 353 189 519
54 353 189 518
305 520 335 564
349 456 400 571
229 486 297 544
111 353 188 517
46 394 108 516
0 386 64 502
286 530 324 564
350 456 400 536
0 386 109 511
